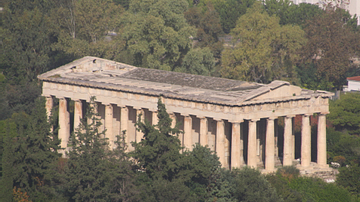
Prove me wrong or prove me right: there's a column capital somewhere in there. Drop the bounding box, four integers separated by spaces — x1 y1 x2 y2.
181 113 190 117
285 114 296 118
247 118 260 122
43 95 52 98
266 116 277 120
213 118 224 122
229 119 244 123
302 113 313 117
133 107 143 110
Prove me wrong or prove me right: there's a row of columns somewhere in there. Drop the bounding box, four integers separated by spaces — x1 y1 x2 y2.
46 96 328 172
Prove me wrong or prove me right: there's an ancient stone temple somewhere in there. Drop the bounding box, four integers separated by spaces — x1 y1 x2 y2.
38 56 333 172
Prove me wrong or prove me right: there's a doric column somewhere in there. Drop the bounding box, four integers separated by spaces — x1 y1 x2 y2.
317 113 328 167
248 119 258 168
199 117 208 147
152 111 158 126
74 100 83 131
120 106 128 148
136 108 144 143
45 96 53 121
169 113 176 128
58 98 70 156
301 114 311 167
275 119 279 157
183 115 192 150
105 104 114 148
216 119 225 167
292 117 295 160
283 115 294 166
231 121 243 169
45 96 53 132
265 117 276 172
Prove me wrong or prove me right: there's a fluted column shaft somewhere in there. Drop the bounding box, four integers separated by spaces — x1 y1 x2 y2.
317 113 327 167
231 122 242 169
120 107 128 150
169 113 176 129
265 118 275 172
58 98 70 155
152 111 158 126
283 116 294 166
45 96 53 121
200 117 208 147
74 100 83 131
301 114 311 167
248 119 258 168
216 119 225 167
183 115 192 150
136 108 144 143
105 104 114 148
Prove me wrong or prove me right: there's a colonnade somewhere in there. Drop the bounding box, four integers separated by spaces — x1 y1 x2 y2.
45 95 328 171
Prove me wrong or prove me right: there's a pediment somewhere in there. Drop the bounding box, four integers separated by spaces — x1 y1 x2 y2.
243 81 302 102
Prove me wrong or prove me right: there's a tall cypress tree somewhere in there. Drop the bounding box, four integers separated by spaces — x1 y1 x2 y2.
63 97 138 201
11 97 61 201
0 120 16 201
132 98 184 181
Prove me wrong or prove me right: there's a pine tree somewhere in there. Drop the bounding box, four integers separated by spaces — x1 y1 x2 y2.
132 98 184 181
10 97 61 201
63 97 138 201
0 120 16 201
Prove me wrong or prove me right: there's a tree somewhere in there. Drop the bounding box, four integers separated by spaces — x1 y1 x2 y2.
63 97 137 201
175 48 215 76
264 0 293 25
0 0 59 119
232 167 282 202
132 98 184 181
337 163 360 195
9 97 62 201
52 0 125 59
328 93 360 135
0 120 16 202
220 2 306 83
184 3 224 60
213 0 256 34
300 5 358 90
119 0 196 71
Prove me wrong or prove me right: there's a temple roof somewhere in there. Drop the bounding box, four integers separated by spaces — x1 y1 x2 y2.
38 56 333 106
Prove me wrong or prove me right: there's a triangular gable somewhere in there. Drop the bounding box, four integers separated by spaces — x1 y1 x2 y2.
243 80 302 102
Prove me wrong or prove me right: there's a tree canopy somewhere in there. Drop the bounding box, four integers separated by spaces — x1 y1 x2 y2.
220 2 306 83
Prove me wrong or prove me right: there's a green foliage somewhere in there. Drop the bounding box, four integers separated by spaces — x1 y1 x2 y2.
53 0 124 59
5 97 62 201
63 97 138 201
266 167 302 202
184 4 224 59
213 0 256 34
328 93 360 135
132 98 183 181
0 120 16 202
120 0 195 71
264 0 323 27
176 48 215 76
337 164 360 195
296 63 333 90
232 167 282 202
268 166 355 202
220 2 306 83
289 177 353 202
300 5 358 89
